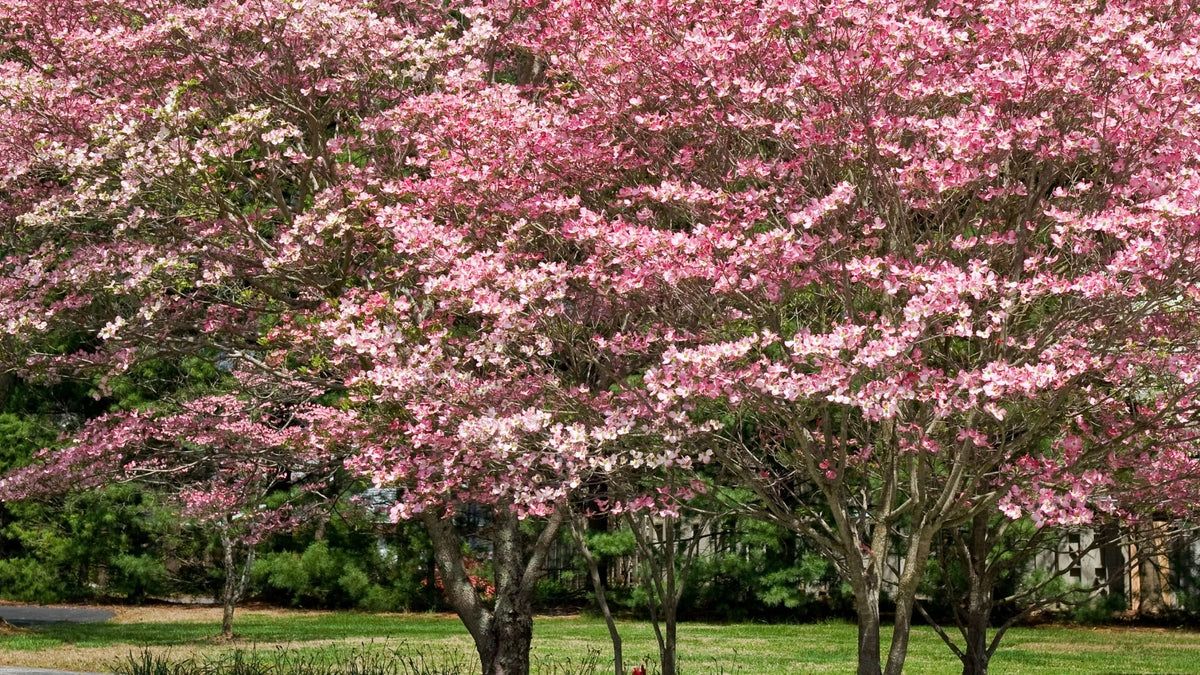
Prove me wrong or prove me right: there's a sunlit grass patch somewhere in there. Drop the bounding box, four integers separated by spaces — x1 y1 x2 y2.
2 608 1200 674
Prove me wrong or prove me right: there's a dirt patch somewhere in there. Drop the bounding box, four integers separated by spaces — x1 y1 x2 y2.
108 604 317 624
0 599 338 626
1019 641 1121 653
104 603 443 625
0 601 463 627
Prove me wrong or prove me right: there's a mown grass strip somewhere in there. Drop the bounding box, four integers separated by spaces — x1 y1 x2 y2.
3 612 1200 674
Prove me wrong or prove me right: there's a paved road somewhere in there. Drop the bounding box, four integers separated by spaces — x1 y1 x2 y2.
0 606 114 626
0 668 109 675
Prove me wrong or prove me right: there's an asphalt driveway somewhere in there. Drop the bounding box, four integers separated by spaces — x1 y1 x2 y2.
0 606 114 626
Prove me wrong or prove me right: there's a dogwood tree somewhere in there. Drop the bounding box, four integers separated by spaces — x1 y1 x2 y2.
0 1 652 671
523 2 1200 674
4 1 1200 675
0 391 348 638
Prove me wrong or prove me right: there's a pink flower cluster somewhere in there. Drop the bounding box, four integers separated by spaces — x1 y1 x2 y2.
2 0 1200 537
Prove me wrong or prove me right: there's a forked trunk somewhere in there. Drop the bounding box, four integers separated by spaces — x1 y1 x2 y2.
421 507 563 675
218 526 254 640
956 511 999 675
882 522 936 675
627 510 693 675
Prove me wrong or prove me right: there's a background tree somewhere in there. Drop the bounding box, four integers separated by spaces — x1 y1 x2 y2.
916 514 1127 675
617 477 717 675
0 389 350 638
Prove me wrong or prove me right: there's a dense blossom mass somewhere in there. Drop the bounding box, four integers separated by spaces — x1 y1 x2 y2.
2 1 1200 674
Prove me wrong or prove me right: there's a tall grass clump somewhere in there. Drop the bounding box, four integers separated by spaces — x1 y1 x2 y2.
115 643 484 675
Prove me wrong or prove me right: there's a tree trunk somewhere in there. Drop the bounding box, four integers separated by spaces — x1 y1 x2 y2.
220 589 236 640
420 507 563 675
854 575 883 675
662 600 678 675
484 584 535 675
885 594 915 675
220 530 235 640
959 513 996 675
882 523 936 675
957 572 994 675
218 526 254 640
1134 521 1172 616
569 516 623 675
661 516 679 675
961 600 991 675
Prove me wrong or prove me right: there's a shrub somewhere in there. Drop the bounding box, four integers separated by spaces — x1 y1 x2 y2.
1071 591 1127 624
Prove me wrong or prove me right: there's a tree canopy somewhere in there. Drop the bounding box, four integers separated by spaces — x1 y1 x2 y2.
3 1 1200 674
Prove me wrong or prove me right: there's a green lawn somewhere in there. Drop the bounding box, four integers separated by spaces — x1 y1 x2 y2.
3 612 1200 674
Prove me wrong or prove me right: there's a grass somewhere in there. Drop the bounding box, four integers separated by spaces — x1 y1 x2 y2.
2 608 1200 674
